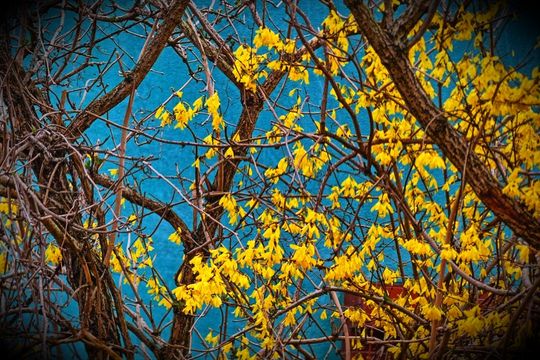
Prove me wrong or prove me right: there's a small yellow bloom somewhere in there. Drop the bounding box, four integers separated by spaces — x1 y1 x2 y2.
224 147 235 158
45 243 62 265
253 27 282 49
0 251 7 274
205 331 220 346
155 105 165 119
421 304 442 321
168 228 182 244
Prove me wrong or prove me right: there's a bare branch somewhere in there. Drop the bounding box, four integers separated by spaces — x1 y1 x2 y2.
65 0 189 139
345 0 540 249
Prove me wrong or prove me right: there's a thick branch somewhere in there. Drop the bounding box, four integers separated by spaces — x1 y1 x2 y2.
345 1 540 249
195 37 324 241
166 26 326 359
65 0 189 139
389 0 431 38
93 173 193 244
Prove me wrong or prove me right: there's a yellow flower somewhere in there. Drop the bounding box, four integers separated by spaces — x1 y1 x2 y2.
421 304 443 321
219 193 244 225
155 105 165 118
45 243 62 265
206 92 220 115
516 244 530 263
205 331 220 346
370 192 394 218
193 96 204 111
457 313 484 337
206 92 223 130
0 251 7 274
264 158 288 183
168 228 182 244
222 342 233 354
224 147 235 158
288 65 309 83
156 106 172 126
293 143 316 177
203 134 219 159
322 10 344 35
173 101 196 129
253 27 282 49
263 224 281 243
233 45 264 91
290 242 316 270
0 198 18 214
502 167 523 198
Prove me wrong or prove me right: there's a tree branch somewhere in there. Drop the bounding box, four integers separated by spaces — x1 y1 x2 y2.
92 173 193 244
345 0 540 249
65 0 189 139
389 0 432 40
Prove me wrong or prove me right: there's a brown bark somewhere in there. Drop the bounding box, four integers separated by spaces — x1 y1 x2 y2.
0 50 133 359
345 0 540 249
65 0 190 139
164 21 325 356
163 88 268 360
93 174 192 242
0 1 199 352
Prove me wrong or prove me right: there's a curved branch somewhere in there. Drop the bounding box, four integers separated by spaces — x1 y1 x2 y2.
92 173 193 244
389 0 432 38
65 0 190 139
345 0 540 249
194 34 325 240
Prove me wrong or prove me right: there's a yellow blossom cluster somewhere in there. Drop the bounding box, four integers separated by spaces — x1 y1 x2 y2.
173 248 250 315
45 243 62 265
317 10 357 75
168 228 182 244
139 3 540 356
146 277 172 308
233 45 267 92
291 142 330 178
219 193 247 225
